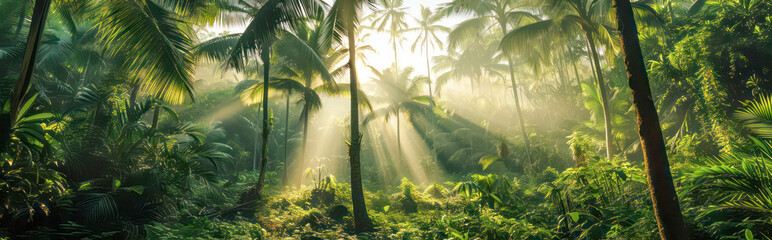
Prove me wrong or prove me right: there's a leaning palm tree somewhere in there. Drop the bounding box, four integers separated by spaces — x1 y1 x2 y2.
220 0 324 201
368 0 408 70
440 0 539 164
408 5 449 98
364 67 427 169
613 0 687 238
0 0 51 150
321 0 377 232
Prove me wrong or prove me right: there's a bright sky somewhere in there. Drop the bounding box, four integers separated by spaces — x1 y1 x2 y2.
206 0 468 83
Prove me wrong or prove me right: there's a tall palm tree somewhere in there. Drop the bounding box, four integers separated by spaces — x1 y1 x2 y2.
408 5 449 98
613 0 687 238
368 0 408 70
501 0 661 160
222 0 324 200
364 67 428 170
440 0 539 164
322 0 377 231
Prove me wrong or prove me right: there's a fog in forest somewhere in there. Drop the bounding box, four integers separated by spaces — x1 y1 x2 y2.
1 0 770 239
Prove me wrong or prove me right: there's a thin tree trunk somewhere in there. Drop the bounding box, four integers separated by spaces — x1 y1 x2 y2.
15 0 28 38
282 91 290 186
614 0 688 238
393 36 398 70
255 40 273 196
396 108 402 164
347 24 372 232
129 81 140 108
151 104 161 157
0 0 51 150
567 45 582 93
253 80 263 171
499 22 533 165
425 38 432 98
299 76 312 186
585 31 615 160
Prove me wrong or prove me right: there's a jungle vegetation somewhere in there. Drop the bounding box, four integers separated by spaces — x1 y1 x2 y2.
0 0 771 239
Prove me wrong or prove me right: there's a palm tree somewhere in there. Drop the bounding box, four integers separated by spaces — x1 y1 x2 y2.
221 0 324 200
432 37 507 96
364 67 428 170
408 5 449 98
322 0 377 231
501 0 661 160
0 0 51 150
368 0 408 70
440 0 539 164
613 0 687 238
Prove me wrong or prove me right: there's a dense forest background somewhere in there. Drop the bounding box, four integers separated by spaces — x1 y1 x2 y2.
0 0 771 239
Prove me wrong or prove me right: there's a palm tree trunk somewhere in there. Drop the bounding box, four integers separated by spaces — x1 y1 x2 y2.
614 0 688 238
347 24 372 232
499 21 533 165
282 91 290 186
505 57 533 165
585 31 615 160
397 108 402 164
15 0 28 38
255 40 273 196
0 0 51 151
151 104 161 157
393 36 398 70
425 38 432 98
253 84 263 171
567 45 582 93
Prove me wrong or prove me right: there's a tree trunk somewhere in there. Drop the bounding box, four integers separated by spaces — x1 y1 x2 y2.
253 105 260 171
425 37 432 98
0 0 51 151
567 45 583 94
396 108 402 164
282 91 290 186
347 23 372 232
584 31 615 160
613 1 688 239
255 40 272 196
151 104 161 158
15 0 28 38
499 22 533 165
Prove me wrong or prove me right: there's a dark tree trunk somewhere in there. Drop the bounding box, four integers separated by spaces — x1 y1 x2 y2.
282 91 290 186
347 23 372 232
0 0 51 150
584 31 615 160
255 40 273 196
15 0 28 38
613 1 689 239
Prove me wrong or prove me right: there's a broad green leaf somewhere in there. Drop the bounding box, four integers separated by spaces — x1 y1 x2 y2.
478 155 499 170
